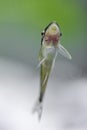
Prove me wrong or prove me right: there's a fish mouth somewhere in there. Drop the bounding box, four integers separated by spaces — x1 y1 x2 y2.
44 34 59 44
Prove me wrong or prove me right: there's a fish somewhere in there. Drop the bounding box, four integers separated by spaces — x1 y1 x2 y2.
32 21 72 120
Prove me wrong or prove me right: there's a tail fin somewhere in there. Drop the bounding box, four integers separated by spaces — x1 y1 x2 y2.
32 100 43 121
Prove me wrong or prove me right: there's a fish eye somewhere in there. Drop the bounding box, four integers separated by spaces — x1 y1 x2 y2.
60 32 62 36
41 31 45 36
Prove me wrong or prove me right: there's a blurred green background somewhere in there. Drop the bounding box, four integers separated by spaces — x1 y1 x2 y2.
0 0 87 74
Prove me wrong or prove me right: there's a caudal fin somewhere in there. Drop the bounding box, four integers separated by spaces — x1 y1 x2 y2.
32 100 43 120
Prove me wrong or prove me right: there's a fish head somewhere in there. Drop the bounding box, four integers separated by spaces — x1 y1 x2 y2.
42 22 62 47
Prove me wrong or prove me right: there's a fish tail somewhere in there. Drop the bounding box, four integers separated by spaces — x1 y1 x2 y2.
32 99 43 121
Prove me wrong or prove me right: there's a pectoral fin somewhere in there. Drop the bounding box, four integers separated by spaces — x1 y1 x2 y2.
58 44 72 60
37 57 47 68
37 47 47 68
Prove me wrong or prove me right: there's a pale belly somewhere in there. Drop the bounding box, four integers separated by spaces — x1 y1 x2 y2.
42 46 57 67
43 46 57 60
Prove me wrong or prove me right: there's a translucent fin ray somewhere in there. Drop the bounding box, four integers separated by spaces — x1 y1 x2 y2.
58 44 72 60
32 100 43 121
37 57 47 68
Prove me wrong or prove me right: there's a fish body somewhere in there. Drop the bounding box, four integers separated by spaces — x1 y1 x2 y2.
39 44 57 102
33 22 72 120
